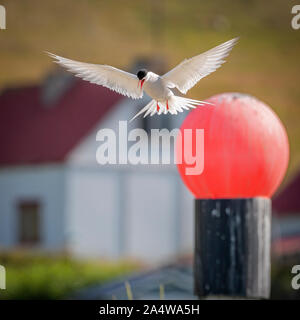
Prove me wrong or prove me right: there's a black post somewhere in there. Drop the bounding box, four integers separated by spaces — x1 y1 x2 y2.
194 198 271 299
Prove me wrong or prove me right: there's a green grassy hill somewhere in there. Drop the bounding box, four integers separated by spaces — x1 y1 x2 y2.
1 0 300 181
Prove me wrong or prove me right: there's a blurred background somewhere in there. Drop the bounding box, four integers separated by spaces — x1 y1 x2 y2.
0 0 300 299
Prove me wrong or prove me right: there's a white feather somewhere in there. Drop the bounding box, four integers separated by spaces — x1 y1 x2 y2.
47 38 238 121
162 38 238 94
46 52 143 99
130 96 213 121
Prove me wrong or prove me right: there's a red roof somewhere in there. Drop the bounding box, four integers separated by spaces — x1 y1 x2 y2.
272 170 300 215
0 79 122 166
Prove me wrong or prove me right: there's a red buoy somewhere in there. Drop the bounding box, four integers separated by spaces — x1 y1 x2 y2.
176 93 289 199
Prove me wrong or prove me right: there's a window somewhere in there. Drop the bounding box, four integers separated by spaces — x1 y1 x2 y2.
18 201 41 245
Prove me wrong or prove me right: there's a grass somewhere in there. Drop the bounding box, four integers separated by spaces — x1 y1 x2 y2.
0 250 299 299
0 251 139 300
0 0 300 178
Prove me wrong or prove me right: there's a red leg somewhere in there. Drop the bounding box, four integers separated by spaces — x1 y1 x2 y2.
166 100 169 110
157 102 160 112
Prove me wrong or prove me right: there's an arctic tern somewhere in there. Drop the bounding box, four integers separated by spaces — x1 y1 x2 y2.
47 38 238 121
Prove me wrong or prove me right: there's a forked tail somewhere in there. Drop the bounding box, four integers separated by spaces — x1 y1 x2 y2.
129 96 213 122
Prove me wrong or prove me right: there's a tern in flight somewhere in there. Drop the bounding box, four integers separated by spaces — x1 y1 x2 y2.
47 38 238 121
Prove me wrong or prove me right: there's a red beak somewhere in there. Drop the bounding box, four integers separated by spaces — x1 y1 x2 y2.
139 79 145 89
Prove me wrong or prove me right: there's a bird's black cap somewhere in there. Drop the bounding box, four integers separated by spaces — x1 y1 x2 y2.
137 69 148 80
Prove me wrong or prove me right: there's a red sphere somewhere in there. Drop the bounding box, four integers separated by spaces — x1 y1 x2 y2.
176 93 289 198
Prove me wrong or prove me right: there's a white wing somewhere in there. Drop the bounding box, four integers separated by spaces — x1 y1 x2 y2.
162 38 238 94
46 53 143 99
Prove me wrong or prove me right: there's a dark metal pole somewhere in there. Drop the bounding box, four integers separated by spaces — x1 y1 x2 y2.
194 198 271 299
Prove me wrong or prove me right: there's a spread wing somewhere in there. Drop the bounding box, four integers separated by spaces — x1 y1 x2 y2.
46 53 143 99
162 38 238 94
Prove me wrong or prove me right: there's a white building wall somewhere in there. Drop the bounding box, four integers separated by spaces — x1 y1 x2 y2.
64 168 121 259
124 172 179 262
64 166 193 263
0 166 65 250
0 95 194 262
66 97 194 263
